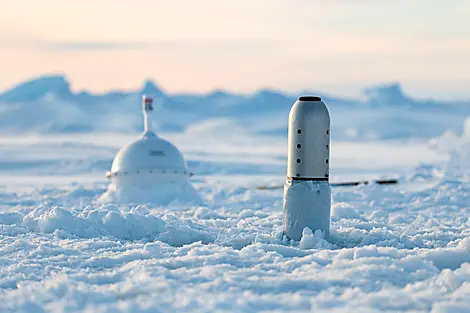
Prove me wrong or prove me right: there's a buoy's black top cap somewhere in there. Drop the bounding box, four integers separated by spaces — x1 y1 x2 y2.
299 96 321 101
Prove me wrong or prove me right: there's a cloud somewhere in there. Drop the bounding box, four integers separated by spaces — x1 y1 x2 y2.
0 36 289 54
39 41 177 51
43 39 288 51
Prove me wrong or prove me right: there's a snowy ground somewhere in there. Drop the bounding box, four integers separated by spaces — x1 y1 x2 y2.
0 130 469 312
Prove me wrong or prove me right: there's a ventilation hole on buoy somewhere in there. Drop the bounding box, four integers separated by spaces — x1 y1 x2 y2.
297 159 301 163
326 129 329 135
326 144 329 149
297 129 302 134
297 144 301 149
326 159 329 164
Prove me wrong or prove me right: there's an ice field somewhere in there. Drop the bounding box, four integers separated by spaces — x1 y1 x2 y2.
1 76 470 312
0 128 469 312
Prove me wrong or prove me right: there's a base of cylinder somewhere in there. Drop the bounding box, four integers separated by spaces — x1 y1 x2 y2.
282 179 331 241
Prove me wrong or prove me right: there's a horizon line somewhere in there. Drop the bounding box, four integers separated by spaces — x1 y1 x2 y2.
1 73 469 102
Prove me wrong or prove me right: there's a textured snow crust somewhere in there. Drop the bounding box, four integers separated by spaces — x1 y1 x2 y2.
0 133 469 312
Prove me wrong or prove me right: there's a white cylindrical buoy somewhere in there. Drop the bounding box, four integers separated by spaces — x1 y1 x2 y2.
282 96 331 240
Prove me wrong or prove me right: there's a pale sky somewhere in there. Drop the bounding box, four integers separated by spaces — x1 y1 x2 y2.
0 0 469 98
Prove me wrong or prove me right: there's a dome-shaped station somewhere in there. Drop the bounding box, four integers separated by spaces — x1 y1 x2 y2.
99 95 200 205
107 132 190 184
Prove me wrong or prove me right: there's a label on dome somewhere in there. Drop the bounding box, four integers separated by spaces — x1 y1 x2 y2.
149 150 165 156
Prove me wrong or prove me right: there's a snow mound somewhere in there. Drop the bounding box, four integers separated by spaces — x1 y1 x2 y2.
331 202 361 219
299 227 334 249
362 83 412 106
0 75 72 103
11 205 214 245
98 181 203 206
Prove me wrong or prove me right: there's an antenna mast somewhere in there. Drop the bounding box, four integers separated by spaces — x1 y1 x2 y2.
142 95 153 133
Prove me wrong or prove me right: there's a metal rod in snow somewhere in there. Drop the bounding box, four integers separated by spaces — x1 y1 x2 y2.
143 95 153 133
255 178 399 190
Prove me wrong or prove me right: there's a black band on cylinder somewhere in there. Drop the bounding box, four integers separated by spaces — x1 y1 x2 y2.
289 177 329 181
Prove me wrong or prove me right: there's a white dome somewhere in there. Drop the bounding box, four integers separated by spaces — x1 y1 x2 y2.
100 131 201 205
99 95 201 205
110 131 188 176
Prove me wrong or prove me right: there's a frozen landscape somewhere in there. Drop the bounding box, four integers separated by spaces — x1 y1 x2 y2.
0 75 470 312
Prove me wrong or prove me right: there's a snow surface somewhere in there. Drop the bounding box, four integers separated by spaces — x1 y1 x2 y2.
0 126 469 312
1 76 470 312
